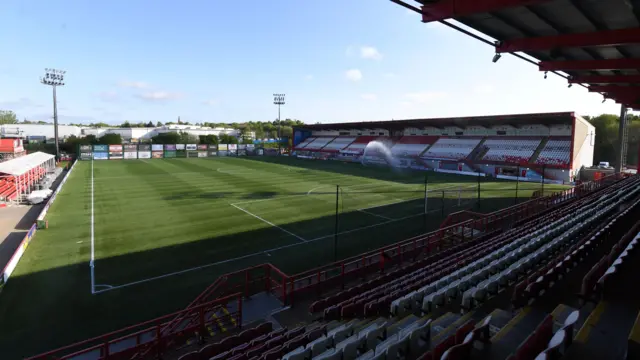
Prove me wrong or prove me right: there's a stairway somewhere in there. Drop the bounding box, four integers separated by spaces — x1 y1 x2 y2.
529 137 549 164
468 137 488 161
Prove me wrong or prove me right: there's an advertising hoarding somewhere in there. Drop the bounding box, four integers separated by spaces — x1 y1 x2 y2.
209 150 218 156
164 151 176 158
165 144 176 151
94 144 108 152
80 153 93 160
94 152 109 160
151 144 164 151
186 144 197 151
176 144 185 150
219 144 228 150
208 144 218 150
228 144 238 151
80 145 92 152
138 144 151 151
197 151 207 158
124 152 138 159
109 152 123 160
152 151 163 159
197 144 208 150
138 151 151 159
176 150 186 158
124 144 138 151
109 145 122 152
188 151 199 158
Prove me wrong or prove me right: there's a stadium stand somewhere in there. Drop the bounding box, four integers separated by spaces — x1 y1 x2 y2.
390 136 438 158
322 137 357 152
0 152 53 203
341 136 380 155
421 138 482 161
535 139 571 167
294 137 317 150
303 137 336 152
481 138 541 164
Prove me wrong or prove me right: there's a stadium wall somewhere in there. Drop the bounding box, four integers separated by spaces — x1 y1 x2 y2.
0 160 78 293
572 116 596 173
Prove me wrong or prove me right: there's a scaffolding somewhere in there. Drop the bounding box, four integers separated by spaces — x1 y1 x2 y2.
0 152 56 204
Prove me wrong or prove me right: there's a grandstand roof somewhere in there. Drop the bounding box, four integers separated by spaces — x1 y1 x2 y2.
300 111 575 131
0 152 54 176
392 0 640 110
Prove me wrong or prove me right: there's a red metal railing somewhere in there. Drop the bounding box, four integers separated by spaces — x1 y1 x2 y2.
26 293 242 360
26 172 625 360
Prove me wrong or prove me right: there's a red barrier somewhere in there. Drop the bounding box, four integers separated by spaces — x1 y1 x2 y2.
26 293 242 360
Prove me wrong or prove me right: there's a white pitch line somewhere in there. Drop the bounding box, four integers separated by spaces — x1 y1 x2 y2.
357 208 393 220
90 159 96 295
230 203 308 243
93 204 468 295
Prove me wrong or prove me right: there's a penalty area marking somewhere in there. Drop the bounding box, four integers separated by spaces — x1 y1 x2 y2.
229 203 308 243
92 204 462 295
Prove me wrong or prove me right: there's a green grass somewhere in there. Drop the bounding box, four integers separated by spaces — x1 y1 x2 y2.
0 157 567 358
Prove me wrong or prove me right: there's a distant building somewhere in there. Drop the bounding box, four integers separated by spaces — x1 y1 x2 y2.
0 124 254 142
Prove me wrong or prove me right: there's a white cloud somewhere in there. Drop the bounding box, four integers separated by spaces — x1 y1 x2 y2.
360 46 383 60
473 84 495 95
361 93 377 101
405 91 448 104
202 98 220 106
304 74 314 81
118 80 150 89
136 91 183 101
345 69 363 82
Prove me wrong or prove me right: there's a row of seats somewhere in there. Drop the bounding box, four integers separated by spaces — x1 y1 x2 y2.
481 139 541 163
536 140 570 166
305 138 337 151
421 138 482 160
390 177 633 318
580 215 640 303
323 138 357 151
0 167 46 201
510 310 578 360
430 177 637 314
309 175 630 322
179 323 328 360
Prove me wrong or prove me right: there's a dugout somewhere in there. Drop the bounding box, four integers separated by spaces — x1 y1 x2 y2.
0 152 56 204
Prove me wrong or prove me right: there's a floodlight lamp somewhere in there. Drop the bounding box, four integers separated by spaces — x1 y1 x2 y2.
492 53 502 63
602 96 606 103
568 83 572 88
544 71 548 79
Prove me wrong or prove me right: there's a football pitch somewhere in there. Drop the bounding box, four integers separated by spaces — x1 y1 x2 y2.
0 157 567 358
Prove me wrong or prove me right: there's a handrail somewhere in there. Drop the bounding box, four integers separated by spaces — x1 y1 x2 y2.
26 293 242 360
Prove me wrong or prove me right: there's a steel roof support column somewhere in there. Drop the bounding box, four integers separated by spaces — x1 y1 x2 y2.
616 105 628 173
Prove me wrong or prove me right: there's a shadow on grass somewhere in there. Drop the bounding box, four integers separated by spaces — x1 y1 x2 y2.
0 195 523 359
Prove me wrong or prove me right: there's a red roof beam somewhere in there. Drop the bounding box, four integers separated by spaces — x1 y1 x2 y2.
421 0 552 23
588 85 640 93
497 28 640 53
569 75 640 84
539 58 640 71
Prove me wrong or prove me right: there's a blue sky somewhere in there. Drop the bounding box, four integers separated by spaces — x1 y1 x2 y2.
0 0 626 125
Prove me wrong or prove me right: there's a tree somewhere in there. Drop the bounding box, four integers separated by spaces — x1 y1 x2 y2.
218 134 238 144
0 110 18 124
198 134 218 144
151 132 181 144
156 121 163 127
146 121 154 128
98 133 122 145
121 121 131 128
